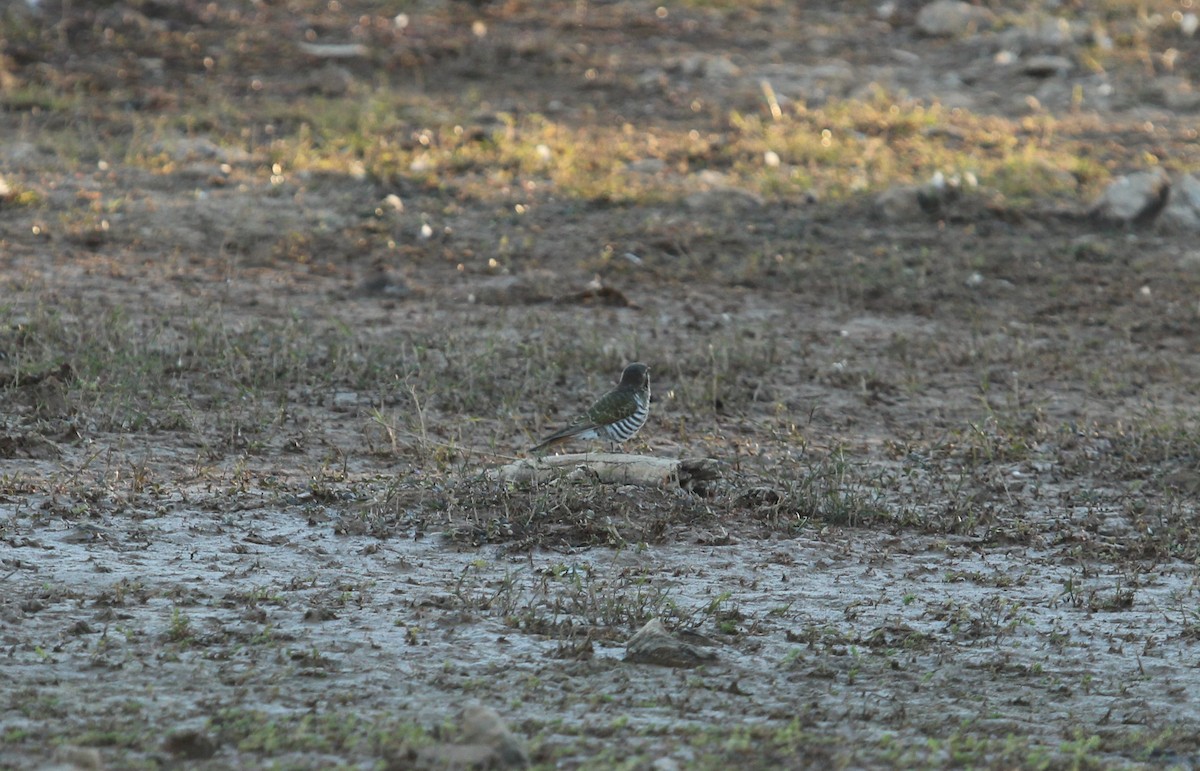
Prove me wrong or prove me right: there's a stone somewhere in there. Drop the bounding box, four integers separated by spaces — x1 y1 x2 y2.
0 141 45 168
458 704 529 768
150 137 252 164
50 746 104 770
670 53 740 79
1033 16 1077 47
915 1 996 37
683 170 763 213
1089 168 1171 227
414 743 505 770
1148 76 1200 111
414 705 529 769
1161 173 1200 231
625 618 717 668
1022 55 1073 78
627 158 667 174
684 187 763 214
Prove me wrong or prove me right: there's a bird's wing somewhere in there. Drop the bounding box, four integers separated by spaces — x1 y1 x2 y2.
530 389 638 451
586 388 640 425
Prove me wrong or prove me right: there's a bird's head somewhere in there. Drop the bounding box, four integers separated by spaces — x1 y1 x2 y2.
620 362 650 389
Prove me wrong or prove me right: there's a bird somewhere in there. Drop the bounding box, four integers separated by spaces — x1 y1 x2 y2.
530 363 651 453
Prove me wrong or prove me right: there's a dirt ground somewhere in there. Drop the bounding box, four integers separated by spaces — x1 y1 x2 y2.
4 1 1200 768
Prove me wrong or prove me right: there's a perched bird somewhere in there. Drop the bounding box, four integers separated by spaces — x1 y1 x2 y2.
530 363 651 453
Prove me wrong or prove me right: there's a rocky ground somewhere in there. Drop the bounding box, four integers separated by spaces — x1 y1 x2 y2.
4 1 1200 768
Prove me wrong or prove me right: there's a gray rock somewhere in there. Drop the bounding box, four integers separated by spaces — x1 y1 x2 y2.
915 1 996 37
625 618 717 668
1180 251 1200 270
670 53 740 80
1032 16 1078 47
1147 76 1200 110
150 136 252 164
1022 55 1073 78
806 60 856 83
296 42 369 59
415 705 529 769
1089 168 1171 227
627 158 667 175
756 60 859 106
458 704 529 768
414 743 506 770
1 141 51 170
49 746 104 770
1162 173 1200 231
702 55 741 80
684 187 763 214
684 171 763 213
996 18 1082 55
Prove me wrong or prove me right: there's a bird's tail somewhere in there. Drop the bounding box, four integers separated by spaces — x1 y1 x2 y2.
529 434 569 453
530 424 589 453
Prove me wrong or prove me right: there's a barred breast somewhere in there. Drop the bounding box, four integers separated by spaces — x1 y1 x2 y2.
603 392 649 444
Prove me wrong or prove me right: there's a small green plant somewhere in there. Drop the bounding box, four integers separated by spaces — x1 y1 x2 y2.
166 607 192 643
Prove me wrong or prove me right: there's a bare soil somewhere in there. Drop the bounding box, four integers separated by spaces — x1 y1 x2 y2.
4 1 1200 768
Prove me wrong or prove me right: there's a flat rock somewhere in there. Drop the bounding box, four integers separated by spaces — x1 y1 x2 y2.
1022 54 1073 77
492 454 721 493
